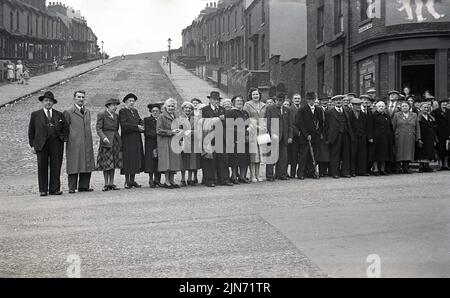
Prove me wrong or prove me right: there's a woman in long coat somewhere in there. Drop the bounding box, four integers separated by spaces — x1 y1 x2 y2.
157 98 182 189
144 103 163 188
227 96 251 184
416 102 438 173
391 102 420 174
96 98 122 191
243 87 267 183
119 93 145 189
432 99 450 170
369 101 394 175
179 101 201 187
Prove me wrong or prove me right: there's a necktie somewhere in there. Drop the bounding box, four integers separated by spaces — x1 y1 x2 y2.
80 107 85 115
46 110 51 121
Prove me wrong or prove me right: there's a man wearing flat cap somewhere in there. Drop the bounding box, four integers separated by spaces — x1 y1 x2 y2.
325 94 354 179
64 90 96 193
349 98 373 176
201 91 233 187
28 91 68 197
387 90 401 118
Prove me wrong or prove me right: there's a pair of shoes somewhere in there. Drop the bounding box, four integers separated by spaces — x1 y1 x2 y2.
277 176 288 181
373 172 380 176
187 180 196 186
155 182 164 188
110 185 120 191
333 176 340 179
193 179 199 184
102 186 110 192
163 184 172 189
171 184 181 189
131 182 142 188
423 167 434 173
180 181 187 187
40 192 48 197
69 190 76 194
231 179 240 185
298 176 305 180
351 173 357 177
380 171 388 176
149 182 156 189
362 173 371 176
239 178 250 184
79 188 94 192
49 191 63 196
267 177 275 182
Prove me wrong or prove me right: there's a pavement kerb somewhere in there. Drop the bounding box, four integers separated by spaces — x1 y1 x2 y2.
0 59 116 109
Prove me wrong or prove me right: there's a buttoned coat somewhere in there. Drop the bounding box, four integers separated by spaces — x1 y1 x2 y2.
392 112 420 162
157 110 182 172
96 111 121 149
119 107 145 175
64 106 95 174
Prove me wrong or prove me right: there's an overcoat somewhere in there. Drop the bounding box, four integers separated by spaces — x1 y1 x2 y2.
64 106 95 174
369 111 394 162
392 112 420 162
243 101 267 163
416 114 437 161
144 115 158 173
96 111 121 149
180 113 201 171
119 107 144 175
432 108 450 157
157 110 182 172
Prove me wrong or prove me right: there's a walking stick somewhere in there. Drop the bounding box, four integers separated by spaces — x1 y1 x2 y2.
308 139 320 179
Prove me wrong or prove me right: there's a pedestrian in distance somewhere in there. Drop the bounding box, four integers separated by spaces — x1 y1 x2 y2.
96 98 123 191
64 90 96 193
28 91 68 197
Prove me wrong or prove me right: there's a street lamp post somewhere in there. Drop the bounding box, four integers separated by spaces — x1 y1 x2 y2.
168 38 172 75
101 41 104 64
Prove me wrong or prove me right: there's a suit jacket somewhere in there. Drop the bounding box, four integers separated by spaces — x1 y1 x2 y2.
387 101 401 118
96 110 121 149
201 104 227 146
325 108 354 144
290 104 302 138
349 110 373 140
28 109 68 151
296 105 324 144
265 105 293 145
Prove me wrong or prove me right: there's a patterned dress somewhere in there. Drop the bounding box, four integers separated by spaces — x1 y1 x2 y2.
96 111 122 171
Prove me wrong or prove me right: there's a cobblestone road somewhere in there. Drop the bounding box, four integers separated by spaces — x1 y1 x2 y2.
0 53 181 195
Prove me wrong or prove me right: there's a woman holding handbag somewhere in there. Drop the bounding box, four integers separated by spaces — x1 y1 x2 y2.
96 98 122 191
243 88 267 183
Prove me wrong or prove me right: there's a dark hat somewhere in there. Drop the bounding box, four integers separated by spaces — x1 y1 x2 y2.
388 90 400 96
305 92 316 101
147 102 163 110
346 92 357 97
123 93 138 103
318 96 330 101
276 93 286 101
38 91 57 104
350 98 363 105
207 91 222 100
105 98 120 107
360 94 371 100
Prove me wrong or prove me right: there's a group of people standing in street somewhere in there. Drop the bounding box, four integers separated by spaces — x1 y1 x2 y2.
4 60 30 84
28 87 450 196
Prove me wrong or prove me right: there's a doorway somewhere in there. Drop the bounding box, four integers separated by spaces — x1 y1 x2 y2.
401 64 435 99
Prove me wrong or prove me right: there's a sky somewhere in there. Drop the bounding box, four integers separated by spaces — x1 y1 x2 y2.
47 0 207 57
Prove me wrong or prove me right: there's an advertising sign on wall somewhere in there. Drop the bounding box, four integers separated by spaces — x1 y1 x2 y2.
386 0 450 26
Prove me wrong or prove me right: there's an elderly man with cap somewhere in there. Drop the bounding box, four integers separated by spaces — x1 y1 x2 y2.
387 90 402 118
325 95 354 179
295 92 324 180
96 98 122 191
367 88 377 102
349 98 373 176
28 91 68 197
200 91 233 187
265 93 293 181
64 90 96 194
288 93 303 178
119 93 145 189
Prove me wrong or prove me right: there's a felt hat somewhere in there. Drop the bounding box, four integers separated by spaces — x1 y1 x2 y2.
305 92 317 101
105 98 120 107
147 102 163 110
123 93 138 103
38 91 57 104
207 91 222 100
388 90 400 96
331 95 345 101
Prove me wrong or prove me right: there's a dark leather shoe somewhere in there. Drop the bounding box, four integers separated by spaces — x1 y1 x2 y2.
206 183 216 188
79 188 94 192
163 184 172 189
69 190 76 194
180 181 187 187
132 182 142 188
110 185 120 191
125 183 132 189
343 175 352 178
50 191 63 196
267 177 275 182
278 177 288 181
155 182 164 188
171 184 181 189
40 192 48 197
102 186 110 192
221 182 234 186
298 176 305 180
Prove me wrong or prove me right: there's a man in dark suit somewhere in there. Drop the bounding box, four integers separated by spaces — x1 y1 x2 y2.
288 94 302 178
201 91 233 187
325 95 354 179
28 91 68 196
360 94 375 174
349 98 373 177
296 92 324 180
265 93 293 181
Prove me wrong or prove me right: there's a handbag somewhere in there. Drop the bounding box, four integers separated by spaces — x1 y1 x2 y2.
257 128 272 145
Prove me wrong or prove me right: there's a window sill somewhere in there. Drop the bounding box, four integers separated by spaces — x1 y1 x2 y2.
260 22 265 27
359 19 372 26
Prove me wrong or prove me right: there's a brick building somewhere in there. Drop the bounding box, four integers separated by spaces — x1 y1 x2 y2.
306 0 450 100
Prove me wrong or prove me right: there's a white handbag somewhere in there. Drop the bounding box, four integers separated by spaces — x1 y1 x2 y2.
257 129 272 145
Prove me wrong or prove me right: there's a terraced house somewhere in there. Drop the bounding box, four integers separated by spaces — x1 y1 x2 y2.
0 0 99 82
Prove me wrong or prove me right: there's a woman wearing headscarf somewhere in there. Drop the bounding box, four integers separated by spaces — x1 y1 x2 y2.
369 101 395 176
119 93 145 189
157 98 182 189
96 98 122 191
391 102 420 174
226 96 251 184
144 103 163 188
180 101 201 187
432 99 450 170
416 101 438 173
243 88 267 183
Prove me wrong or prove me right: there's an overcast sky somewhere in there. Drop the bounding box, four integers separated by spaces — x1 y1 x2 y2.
47 0 207 57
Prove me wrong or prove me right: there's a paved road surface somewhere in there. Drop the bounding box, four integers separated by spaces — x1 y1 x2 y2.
1 54 449 278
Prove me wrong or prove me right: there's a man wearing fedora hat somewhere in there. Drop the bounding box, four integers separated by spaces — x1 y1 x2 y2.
28 91 68 197
200 91 233 187
64 90 96 193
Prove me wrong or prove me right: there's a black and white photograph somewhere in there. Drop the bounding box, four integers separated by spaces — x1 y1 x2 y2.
0 0 450 285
